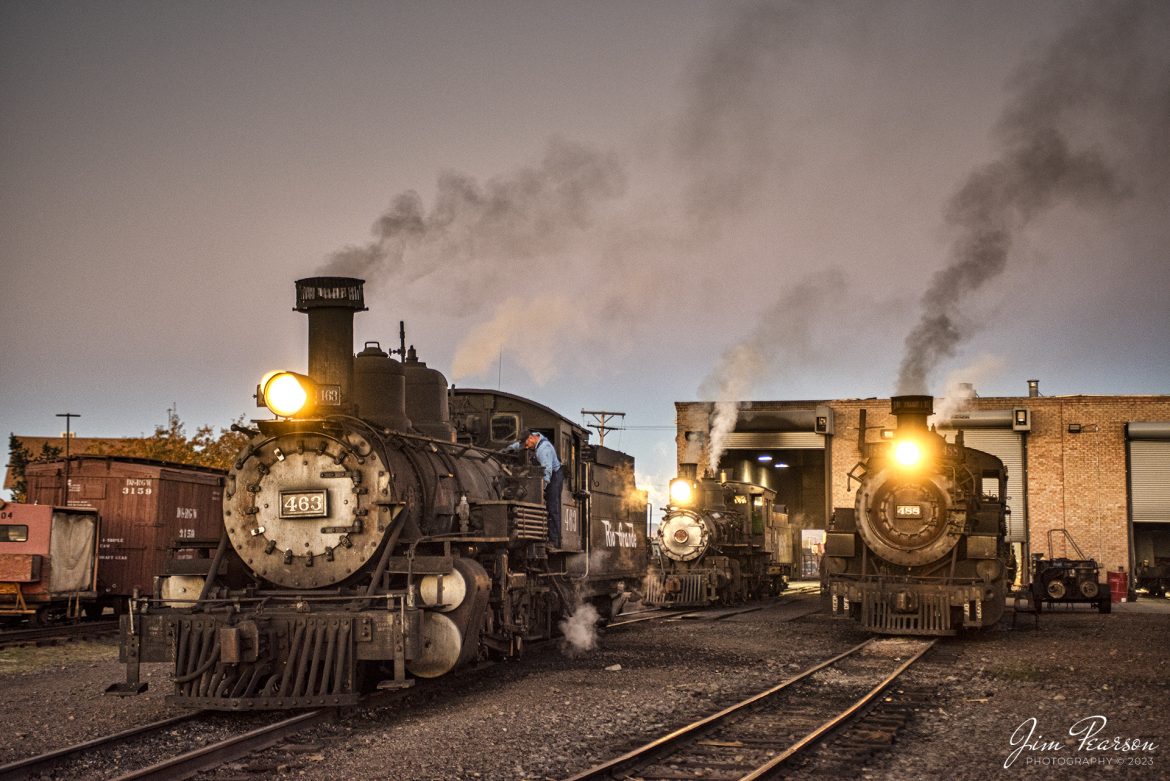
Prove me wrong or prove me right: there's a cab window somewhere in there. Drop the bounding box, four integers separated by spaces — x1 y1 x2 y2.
490 414 520 443
0 525 29 543
561 433 579 491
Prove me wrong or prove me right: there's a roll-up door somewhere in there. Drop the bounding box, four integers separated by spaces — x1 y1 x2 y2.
949 429 1026 543
1128 423 1170 524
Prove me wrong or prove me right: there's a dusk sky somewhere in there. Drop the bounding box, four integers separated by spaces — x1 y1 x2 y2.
3 1 1168 505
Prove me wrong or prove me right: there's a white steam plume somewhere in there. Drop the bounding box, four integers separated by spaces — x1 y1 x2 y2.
559 602 601 657
698 269 844 474
929 355 1006 426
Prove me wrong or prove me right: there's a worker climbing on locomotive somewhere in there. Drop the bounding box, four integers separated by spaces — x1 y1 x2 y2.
505 429 563 547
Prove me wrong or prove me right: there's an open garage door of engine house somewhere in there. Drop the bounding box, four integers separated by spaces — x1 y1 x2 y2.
718 431 827 527
1127 423 1170 575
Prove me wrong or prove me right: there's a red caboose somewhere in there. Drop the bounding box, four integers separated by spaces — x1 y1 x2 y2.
0 501 101 623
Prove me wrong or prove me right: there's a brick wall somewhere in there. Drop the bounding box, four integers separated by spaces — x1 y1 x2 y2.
999 395 1170 574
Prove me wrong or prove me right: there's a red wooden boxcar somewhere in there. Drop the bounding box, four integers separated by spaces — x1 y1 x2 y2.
24 456 225 612
0 501 101 623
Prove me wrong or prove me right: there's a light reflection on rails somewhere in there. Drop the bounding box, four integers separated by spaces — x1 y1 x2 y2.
562 636 936 781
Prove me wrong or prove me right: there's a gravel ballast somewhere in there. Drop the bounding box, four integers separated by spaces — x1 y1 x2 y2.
1 592 1165 780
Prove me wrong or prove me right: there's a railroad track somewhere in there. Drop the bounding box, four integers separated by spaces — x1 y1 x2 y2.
610 585 822 629
562 635 935 781
0 705 336 781
0 619 119 650
609 602 788 628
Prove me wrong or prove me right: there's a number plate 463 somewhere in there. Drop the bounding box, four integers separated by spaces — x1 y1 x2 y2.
279 490 329 518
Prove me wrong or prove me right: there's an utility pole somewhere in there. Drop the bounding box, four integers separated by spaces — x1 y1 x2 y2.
581 410 625 448
56 412 80 506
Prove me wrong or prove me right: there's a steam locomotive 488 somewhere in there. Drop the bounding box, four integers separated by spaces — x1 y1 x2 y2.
110 277 647 709
643 468 793 607
825 396 1012 635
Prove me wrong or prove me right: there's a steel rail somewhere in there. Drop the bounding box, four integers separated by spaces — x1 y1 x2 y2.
616 587 820 627
108 709 330 781
606 609 698 627
0 712 204 781
561 638 876 781
678 603 772 621
739 638 937 780
0 619 119 649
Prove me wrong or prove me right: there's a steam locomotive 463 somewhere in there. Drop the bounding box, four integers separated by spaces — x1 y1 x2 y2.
825 396 1012 635
110 277 647 709
643 467 793 607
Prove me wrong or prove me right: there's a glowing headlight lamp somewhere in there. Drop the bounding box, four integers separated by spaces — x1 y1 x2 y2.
893 439 924 468
258 370 317 418
668 478 695 506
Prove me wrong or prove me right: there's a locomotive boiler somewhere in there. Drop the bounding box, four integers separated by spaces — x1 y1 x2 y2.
825 395 1011 635
644 468 793 607
110 277 647 709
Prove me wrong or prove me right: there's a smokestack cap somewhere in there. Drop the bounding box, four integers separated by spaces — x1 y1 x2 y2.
891 395 934 430
295 277 367 312
890 395 933 417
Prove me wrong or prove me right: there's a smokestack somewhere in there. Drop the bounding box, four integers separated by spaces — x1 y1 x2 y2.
1027 379 1039 398
294 277 367 408
890 395 933 432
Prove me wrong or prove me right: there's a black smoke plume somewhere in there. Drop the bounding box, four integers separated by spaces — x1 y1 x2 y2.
896 1 1170 394
673 1 809 227
322 136 626 299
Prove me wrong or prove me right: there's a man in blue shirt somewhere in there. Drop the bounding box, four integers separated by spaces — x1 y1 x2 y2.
505 429 563 548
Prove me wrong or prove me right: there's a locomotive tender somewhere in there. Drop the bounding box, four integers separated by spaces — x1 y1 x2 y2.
111 277 647 709
644 467 793 607
825 395 1012 635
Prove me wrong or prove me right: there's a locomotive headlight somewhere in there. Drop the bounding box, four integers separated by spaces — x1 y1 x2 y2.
668 478 694 506
893 439 923 468
260 371 316 417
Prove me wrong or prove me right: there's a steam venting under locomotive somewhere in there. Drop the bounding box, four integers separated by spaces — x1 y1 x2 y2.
110 277 647 709
643 464 793 607
825 395 1012 635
